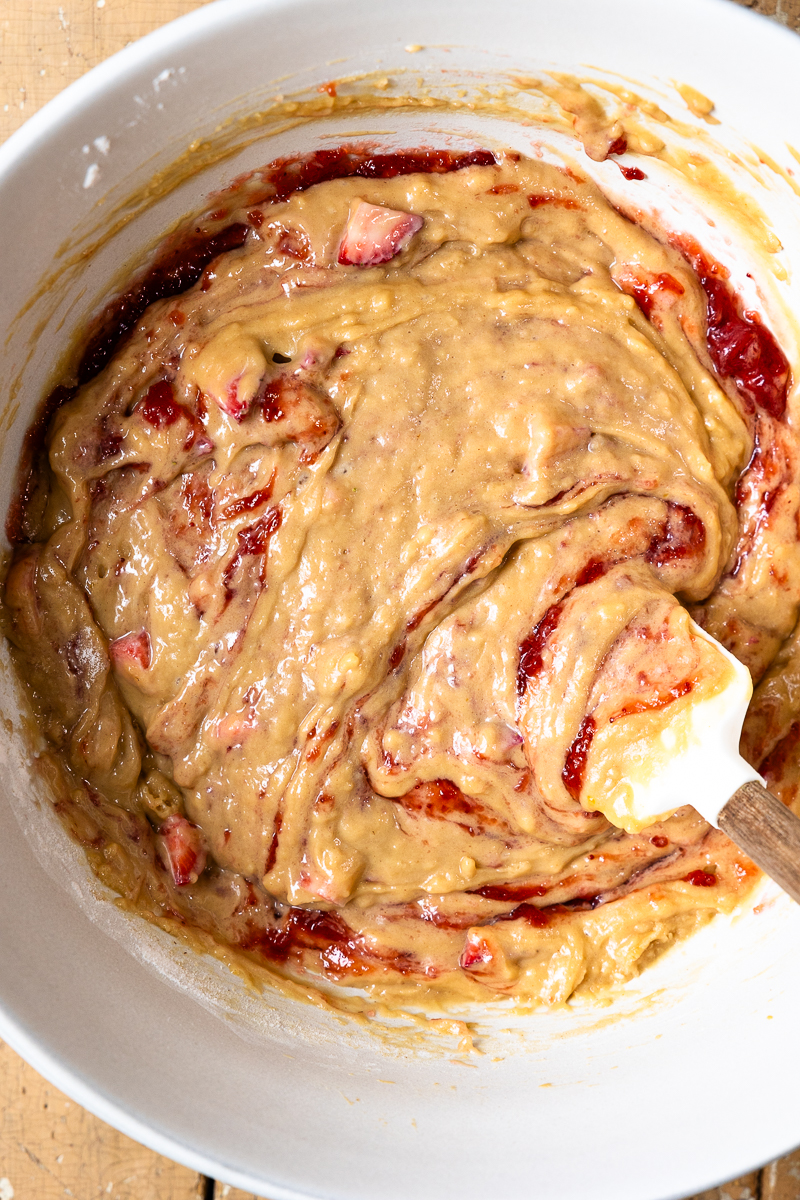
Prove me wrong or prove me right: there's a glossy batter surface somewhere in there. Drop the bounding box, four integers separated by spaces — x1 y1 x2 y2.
6 151 799 1008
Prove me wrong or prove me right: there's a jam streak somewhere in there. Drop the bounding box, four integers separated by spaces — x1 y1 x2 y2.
222 506 282 594
645 503 705 566
243 147 497 205
393 778 512 837
475 882 548 902
517 502 705 696
679 242 790 419
757 718 800 785
240 908 423 978
516 602 564 695
624 272 684 318
527 195 581 210
78 224 250 385
220 482 275 520
264 810 282 875
562 715 596 801
608 678 693 724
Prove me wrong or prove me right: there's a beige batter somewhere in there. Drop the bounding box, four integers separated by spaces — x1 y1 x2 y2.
6 151 799 1008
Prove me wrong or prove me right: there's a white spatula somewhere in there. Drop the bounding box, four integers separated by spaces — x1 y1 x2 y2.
582 622 800 904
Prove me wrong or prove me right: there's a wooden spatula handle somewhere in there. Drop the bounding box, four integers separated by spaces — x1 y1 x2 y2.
718 780 800 905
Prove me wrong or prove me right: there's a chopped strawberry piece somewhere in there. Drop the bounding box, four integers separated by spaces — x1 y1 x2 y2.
684 869 717 887
277 225 313 263
257 376 340 459
337 200 423 266
109 629 151 671
299 867 343 904
158 813 207 887
214 706 258 748
459 931 493 970
217 376 251 421
140 379 183 427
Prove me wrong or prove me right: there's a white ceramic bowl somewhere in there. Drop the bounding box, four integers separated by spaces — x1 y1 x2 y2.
3 2 800 1197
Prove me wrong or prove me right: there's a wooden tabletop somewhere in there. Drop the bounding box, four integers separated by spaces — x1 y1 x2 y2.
3 0 800 1197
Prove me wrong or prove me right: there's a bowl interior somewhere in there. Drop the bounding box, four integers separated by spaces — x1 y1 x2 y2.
2 2 800 1197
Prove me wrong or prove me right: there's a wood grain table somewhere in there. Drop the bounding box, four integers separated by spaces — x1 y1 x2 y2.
2 0 800 1197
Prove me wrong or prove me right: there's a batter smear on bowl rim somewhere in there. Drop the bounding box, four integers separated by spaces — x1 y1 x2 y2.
5 146 799 1008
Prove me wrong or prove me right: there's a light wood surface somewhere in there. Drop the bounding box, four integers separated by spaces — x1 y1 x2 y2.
3 0 800 1197
0 1039 213 1200
0 0 214 144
